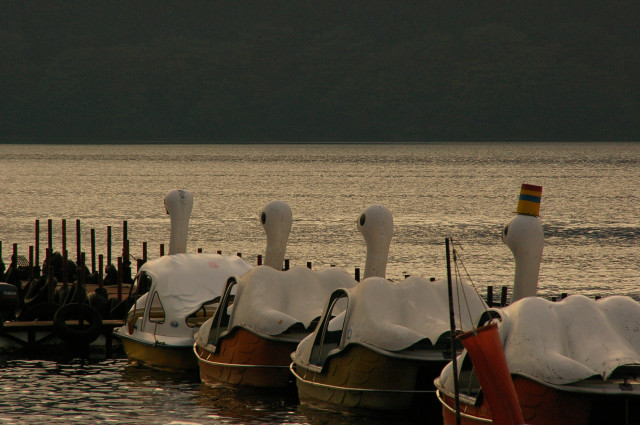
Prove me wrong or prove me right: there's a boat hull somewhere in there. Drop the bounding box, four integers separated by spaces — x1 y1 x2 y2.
438 376 592 425
195 328 297 388
292 344 443 412
120 336 197 372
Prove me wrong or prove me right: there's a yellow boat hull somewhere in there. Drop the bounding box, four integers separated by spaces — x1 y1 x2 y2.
121 337 197 372
292 344 442 411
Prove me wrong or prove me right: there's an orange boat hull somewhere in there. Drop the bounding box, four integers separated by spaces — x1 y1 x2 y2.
196 328 297 388
439 376 592 425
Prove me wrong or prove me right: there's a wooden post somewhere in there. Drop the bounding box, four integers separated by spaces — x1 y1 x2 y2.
98 254 104 289
284 259 290 271
12 243 17 270
355 267 360 282
35 219 40 273
62 250 68 285
257 254 262 266
307 261 312 269
90 229 96 273
29 245 34 281
487 286 494 307
107 225 112 266
61 219 67 254
46 248 54 302
160 244 165 256
76 219 81 264
122 220 128 248
197 248 202 253
237 252 242 257
117 257 123 301
142 242 148 263
79 252 86 287
217 250 222 255
500 286 508 307
47 219 53 251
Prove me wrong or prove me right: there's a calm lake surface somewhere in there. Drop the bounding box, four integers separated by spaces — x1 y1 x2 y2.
0 142 638 424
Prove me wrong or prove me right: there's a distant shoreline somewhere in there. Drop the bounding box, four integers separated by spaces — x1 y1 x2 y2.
1 139 637 145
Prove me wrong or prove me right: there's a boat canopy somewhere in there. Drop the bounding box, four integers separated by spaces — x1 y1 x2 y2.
439 295 640 392
195 265 357 346
293 275 487 368
138 253 252 322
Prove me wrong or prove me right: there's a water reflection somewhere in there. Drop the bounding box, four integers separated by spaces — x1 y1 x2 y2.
0 355 439 425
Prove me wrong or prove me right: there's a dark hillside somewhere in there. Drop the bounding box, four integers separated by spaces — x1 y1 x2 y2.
1 1 638 141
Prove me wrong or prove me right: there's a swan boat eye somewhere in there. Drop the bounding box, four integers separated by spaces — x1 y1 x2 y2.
261 212 267 224
359 213 366 226
503 225 509 237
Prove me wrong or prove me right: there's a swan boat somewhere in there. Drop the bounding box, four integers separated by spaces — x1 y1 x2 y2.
435 184 640 424
290 275 488 412
194 266 357 388
114 253 251 371
193 201 357 388
435 296 640 425
290 205 488 411
113 189 252 371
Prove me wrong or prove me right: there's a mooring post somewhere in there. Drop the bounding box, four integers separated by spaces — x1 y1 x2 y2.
76 219 81 264
160 244 165 256
487 286 494 307
90 229 96 273
62 250 68 286
284 259 290 271
29 245 34 281
35 219 40 275
237 252 242 257
216 250 221 255
123 239 130 282
117 256 123 301
501 286 508 307
107 225 112 266
307 261 312 269
257 254 262 266
47 219 53 252
355 267 360 282
46 248 54 302
198 248 202 253
12 243 17 269
98 254 104 289
142 242 147 263
61 219 67 255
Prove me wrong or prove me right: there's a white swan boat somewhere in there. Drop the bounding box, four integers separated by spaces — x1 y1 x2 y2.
113 189 252 371
435 184 640 425
290 205 488 411
194 200 357 388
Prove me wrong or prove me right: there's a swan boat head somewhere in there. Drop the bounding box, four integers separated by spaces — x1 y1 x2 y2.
357 204 393 280
502 183 544 303
260 200 292 270
164 189 194 255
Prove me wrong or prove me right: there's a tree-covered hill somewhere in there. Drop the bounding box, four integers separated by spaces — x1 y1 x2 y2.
1 1 638 142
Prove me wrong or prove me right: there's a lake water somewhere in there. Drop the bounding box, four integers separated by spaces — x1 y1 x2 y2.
0 142 638 424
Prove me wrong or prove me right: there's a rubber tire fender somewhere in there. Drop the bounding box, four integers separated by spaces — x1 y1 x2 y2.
53 303 103 345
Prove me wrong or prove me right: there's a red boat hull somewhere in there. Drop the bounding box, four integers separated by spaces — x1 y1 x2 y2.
440 376 592 425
